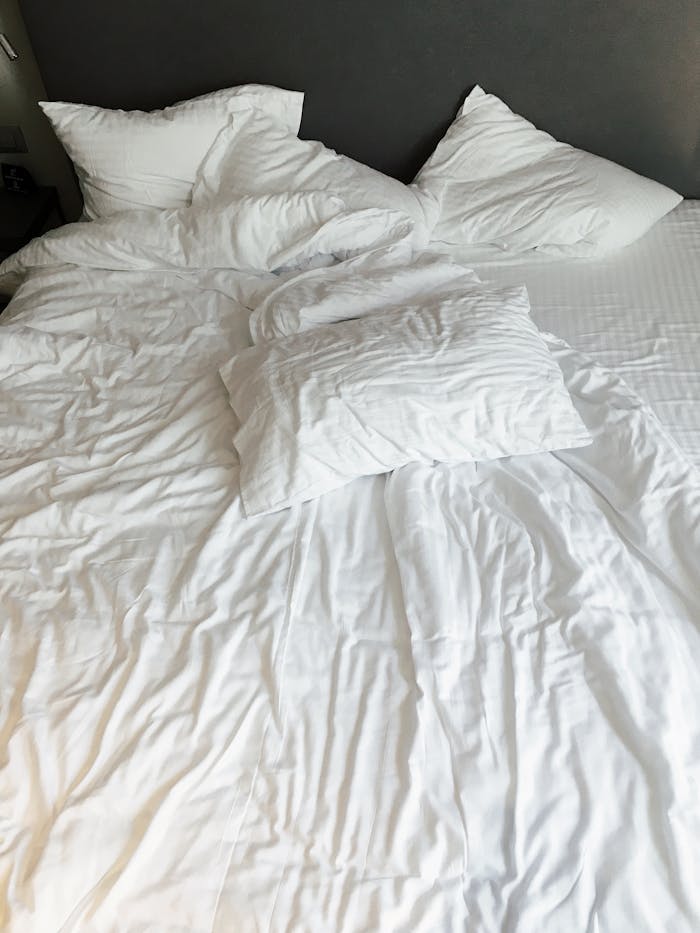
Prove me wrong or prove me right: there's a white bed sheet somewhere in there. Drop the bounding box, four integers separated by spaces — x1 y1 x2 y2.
448 200 700 465
0 203 699 933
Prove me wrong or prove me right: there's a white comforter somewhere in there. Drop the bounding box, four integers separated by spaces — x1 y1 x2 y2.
0 208 699 933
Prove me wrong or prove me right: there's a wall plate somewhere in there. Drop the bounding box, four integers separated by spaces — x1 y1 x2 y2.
1 162 35 193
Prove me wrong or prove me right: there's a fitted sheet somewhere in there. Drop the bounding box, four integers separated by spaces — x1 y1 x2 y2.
450 200 700 464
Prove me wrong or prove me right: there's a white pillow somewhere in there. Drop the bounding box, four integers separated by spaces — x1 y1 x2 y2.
40 85 305 220
219 285 591 515
415 86 682 257
193 108 438 246
249 245 481 342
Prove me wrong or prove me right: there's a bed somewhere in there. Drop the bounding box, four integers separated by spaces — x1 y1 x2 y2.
1 2 699 931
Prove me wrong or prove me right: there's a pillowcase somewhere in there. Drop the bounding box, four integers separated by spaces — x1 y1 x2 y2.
219 284 591 515
193 107 438 246
415 86 682 257
249 245 481 342
40 85 305 220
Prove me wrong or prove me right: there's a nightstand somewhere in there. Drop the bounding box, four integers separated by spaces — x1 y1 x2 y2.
0 186 65 260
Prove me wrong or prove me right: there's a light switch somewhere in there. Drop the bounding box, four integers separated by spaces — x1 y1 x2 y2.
0 125 28 153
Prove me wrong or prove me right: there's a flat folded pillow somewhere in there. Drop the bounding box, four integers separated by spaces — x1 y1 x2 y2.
219 284 591 515
193 107 438 247
41 85 305 219
249 245 481 342
415 86 682 257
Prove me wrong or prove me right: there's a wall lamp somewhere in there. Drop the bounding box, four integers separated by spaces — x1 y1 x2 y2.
0 33 19 62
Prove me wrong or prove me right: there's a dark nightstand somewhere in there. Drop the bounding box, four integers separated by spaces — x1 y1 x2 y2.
0 186 65 260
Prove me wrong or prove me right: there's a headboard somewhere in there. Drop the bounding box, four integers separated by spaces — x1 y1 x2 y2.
19 0 700 197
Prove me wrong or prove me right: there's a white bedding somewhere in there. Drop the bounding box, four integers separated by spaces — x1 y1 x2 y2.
0 205 699 932
451 200 700 465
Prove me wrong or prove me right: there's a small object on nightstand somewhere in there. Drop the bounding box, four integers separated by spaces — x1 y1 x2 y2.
0 185 65 260
2 162 35 194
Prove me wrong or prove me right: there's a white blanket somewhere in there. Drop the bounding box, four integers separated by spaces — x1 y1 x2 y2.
0 210 698 932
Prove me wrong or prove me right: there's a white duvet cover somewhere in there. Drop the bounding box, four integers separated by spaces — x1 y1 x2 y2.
0 209 699 932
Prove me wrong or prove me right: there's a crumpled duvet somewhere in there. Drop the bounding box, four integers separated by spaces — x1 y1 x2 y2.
0 191 416 292
0 205 698 932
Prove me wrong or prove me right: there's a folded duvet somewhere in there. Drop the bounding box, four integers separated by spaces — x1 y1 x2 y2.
0 203 698 932
0 191 415 290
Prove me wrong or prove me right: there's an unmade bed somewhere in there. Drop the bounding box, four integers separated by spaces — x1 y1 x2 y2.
1 196 699 933
1 1 699 931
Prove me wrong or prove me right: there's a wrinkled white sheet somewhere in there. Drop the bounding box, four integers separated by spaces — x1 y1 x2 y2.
0 211 699 932
0 192 415 289
447 200 700 466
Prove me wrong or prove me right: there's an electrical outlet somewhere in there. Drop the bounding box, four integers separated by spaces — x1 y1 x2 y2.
0 125 28 154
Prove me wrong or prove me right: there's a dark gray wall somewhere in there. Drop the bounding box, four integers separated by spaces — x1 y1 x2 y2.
0 0 81 216
19 0 700 196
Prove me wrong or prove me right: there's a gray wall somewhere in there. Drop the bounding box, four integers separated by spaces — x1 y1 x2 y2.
18 0 700 197
0 0 81 218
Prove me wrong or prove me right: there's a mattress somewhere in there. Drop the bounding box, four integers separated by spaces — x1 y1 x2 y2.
451 200 700 464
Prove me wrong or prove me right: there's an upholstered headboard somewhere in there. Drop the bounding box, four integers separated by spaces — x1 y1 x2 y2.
19 0 700 196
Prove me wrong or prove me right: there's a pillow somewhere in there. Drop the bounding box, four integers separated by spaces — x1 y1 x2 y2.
219 285 591 515
415 86 682 257
249 245 481 342
193 107 438 246
40 85 305 220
